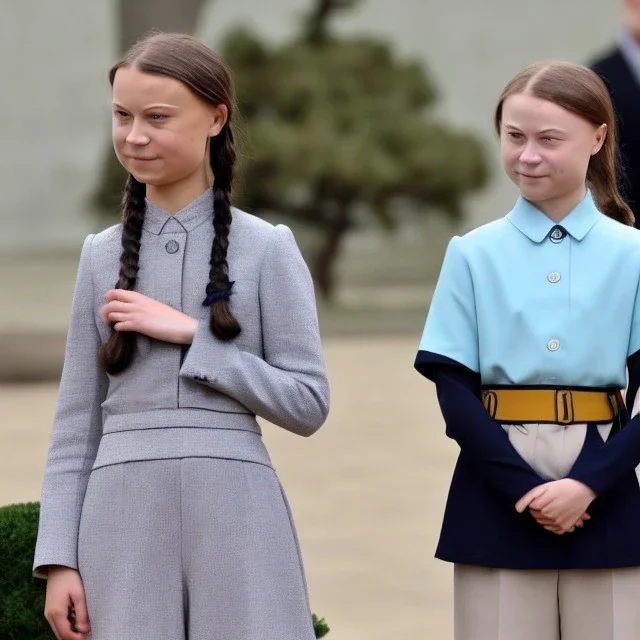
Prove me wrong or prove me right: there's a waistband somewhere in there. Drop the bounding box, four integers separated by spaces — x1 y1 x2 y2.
102 408 261 435
93 410 270 470
481 386 623 425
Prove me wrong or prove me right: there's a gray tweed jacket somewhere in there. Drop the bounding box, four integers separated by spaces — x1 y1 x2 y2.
33 188 330 576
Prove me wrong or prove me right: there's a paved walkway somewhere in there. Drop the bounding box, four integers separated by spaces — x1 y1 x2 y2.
0 336 456 639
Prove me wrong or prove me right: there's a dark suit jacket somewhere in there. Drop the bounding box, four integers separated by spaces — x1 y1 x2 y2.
592 48 640 226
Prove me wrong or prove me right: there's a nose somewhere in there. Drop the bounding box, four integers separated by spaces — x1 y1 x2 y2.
125 120 150 146
519 143 541 164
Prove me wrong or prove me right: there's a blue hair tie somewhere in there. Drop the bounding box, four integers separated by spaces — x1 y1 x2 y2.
203 281 235 306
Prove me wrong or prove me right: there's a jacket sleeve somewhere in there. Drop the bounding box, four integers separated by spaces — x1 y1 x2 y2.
568 350 640 495
33 234 108 578
414 236 543 503
180 224 330 437
419 355 545 503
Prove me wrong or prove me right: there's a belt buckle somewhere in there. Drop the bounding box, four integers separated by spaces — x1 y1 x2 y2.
482 390 498 418
555 390 574 425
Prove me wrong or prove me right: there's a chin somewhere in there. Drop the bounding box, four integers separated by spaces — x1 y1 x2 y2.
127 169 166 187
516 179 550 200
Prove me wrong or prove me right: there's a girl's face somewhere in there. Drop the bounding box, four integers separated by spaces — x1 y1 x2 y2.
500 93 606 211
111 66 226 189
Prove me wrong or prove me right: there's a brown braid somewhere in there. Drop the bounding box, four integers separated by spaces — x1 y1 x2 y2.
104 33 243 372
205 125 242 339
98 175 146 374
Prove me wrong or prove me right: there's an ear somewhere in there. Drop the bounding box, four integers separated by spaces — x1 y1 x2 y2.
208 104 228 138
591 123 607 156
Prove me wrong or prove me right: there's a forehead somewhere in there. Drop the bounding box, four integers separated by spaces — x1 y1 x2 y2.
112 66 195 107
501 92 589 131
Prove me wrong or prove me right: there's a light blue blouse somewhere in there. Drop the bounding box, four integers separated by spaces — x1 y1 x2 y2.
419 191 640 387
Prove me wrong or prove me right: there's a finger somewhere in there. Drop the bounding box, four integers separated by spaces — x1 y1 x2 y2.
107 312 130 323
532 515 557 526
106 289 141 303
543 524 564 535
529 491 556 512
71 594 91 635
529 508 554 523
516 486 547 513
104 300 135 313
575 520 584 528
58 612 90 640
52 611 84 640
534 512 563 528
113 321 136 333
47 617 62 640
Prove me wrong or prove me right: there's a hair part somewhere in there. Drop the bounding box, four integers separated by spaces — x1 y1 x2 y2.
100 32 241 375
494 60 634 226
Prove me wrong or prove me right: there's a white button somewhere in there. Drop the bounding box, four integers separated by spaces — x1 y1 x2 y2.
547 271 561 283
547 338 560 352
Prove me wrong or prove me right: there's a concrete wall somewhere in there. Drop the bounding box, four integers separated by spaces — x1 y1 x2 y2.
0 0 622 251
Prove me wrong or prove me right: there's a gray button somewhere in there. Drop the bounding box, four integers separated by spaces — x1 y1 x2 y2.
165 239 180 254
547 271 561 283
547 338 560 352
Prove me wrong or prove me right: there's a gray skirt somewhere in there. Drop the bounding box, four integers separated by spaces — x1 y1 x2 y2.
77 457 315 640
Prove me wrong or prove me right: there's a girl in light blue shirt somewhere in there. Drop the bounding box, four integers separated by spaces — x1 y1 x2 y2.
416 61 640 639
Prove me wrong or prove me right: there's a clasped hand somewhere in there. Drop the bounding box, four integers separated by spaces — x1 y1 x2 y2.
515 478 596 535
99 289 198 345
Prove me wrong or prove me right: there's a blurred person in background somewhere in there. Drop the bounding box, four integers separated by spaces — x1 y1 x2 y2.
32 32 329 640
591 0 640 225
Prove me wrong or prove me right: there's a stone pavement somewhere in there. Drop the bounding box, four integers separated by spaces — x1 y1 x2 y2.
0 336 456 639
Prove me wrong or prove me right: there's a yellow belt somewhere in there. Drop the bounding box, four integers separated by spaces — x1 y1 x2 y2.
481 387 623 425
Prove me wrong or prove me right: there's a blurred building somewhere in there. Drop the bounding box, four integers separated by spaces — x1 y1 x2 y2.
0 0 621 252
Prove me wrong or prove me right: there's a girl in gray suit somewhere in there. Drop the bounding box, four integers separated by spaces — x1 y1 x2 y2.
33 32 330 640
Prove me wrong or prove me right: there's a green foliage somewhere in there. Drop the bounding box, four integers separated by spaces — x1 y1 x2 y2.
0 502 330 638
222 21 489 297
91 0 489 299
0 503 52 640
313 613 330 637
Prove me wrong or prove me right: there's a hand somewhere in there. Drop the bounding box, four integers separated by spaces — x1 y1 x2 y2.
100 289 198 345
530 507 591 534
44 566 91 640
515 479 597 535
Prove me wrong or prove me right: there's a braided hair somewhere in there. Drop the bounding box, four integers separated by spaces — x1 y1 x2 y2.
205 124 241 340
100 32 241 375
98 175 146 374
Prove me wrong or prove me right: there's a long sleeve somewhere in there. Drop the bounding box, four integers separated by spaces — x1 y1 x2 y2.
568 350 640 495
33 235 108 578
419 355 544 503
180 224 330 437
414 235 543 503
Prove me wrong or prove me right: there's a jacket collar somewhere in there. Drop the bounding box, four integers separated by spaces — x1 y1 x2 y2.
143 187 213 235
506 189 601 243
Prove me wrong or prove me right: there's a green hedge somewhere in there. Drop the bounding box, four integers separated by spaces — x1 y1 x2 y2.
0 503 49 640
0 503 329 638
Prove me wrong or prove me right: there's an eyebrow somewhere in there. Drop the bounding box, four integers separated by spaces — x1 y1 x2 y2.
112 102 179 111
504 124 566 135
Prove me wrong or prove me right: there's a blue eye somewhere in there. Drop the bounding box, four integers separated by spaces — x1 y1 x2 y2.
149 114 167 121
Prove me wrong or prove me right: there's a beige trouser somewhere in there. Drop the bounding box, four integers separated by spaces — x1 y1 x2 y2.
454 422 640 640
